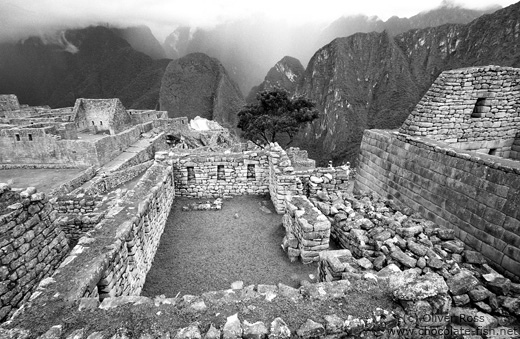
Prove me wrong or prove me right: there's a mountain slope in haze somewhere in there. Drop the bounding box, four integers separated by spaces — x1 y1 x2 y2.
294 32 420 164
112 26 167 60
159 53 244 129
162 19 321 95
293 1 520 166
319 2 501 47
163 2 501 97
246 56 305 102
0 26 169 109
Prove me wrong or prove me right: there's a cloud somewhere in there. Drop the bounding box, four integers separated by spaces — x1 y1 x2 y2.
1 0 516 42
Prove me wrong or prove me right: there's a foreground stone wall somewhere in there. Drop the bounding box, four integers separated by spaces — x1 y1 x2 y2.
9 162 175 310
282 195 331 263
95 164 174 298
267 144 301 214
1 278 403 339
0 185 69 322
356 129 520 279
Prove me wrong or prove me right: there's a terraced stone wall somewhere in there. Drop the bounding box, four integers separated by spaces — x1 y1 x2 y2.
0 185 69 322
356 129 520 279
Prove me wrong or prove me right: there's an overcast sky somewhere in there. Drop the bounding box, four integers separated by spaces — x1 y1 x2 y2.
2 0 518 41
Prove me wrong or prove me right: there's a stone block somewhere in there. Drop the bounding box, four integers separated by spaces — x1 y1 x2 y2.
447 270 480 296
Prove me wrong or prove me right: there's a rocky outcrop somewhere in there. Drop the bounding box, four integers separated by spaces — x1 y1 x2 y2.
295 31 420 165
246 56 305 102
159 53 245 129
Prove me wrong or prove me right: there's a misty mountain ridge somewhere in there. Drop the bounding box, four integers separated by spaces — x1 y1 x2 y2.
0 26 169 109
319 0 501 45
162 1 502 95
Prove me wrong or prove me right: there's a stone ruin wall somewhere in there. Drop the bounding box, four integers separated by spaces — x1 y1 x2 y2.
356 129 520 280
167 144 304 215
18 162 174 305
53 194 105 244
0 121 164 169
400 66 520 159
282 195 331 264
0 185 69 322
170 151 270 198
77 160 154 195
511 132 520 161
294 167 350 199
0 95 20 116
93 164 174 299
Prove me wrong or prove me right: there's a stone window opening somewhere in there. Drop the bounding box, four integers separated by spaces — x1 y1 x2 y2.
92 121 95 125
471 98 488 118
28 134 33 141
100 121 103 126
187 167 195 181
247 164 256 179
217 165 225 180
15 134 20 141
489 148 497 156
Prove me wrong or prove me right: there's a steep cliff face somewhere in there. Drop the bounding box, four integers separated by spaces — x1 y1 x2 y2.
295 32 420 164
159 53 244 129
294 2 520 165
246 56 305 102
0 26 169 109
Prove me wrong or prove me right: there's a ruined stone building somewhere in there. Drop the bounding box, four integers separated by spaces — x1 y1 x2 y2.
0 96 174 168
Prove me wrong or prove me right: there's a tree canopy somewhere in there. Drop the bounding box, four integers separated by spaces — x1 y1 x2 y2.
237 88 320 146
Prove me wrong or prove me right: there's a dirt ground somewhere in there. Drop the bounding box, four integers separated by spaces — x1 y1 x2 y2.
142 195 335 297
0 168 85 193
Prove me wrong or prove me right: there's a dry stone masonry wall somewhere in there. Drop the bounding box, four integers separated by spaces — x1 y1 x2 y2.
168 150 269 198
267 143 301 214
0 184 69 322
10 161 175 310
53 194 104 243
400 66 520 158
282 195 331 263
295 167 350 199
165 143 303 214
356 129 520 280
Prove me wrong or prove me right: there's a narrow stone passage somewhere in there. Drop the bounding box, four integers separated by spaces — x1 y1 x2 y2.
141 195 319 297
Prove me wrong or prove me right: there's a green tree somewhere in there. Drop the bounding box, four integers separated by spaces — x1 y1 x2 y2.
237 88 320 146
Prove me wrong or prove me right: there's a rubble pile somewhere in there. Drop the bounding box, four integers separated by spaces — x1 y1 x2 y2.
314 190 520 331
